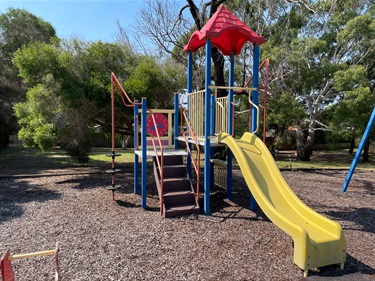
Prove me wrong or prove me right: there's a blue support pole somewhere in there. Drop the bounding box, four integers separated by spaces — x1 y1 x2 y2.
204 40 212 215
210 93 216 189
141 98 147 209
174 93 179 150
250 44 260 211
342 107 375 192
134 101 139 194
227 53 235 200
187 51 193 178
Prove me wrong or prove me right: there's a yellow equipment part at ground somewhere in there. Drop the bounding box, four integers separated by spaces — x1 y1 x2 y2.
218 132 346 275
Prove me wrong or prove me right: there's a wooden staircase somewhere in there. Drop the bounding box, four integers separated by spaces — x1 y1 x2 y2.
153 155 200 218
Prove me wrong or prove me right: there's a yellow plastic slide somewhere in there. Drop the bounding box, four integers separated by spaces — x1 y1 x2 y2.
218 132 346 275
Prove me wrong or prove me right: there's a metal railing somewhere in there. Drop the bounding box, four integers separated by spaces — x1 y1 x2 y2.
111 73 165 214
147 109 165 215
182 109 200 205
187 90 205 139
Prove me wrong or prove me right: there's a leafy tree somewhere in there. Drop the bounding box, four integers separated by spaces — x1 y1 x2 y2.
260 0 375 160
0 8 56 148
328 65 374 161
13 38 185 161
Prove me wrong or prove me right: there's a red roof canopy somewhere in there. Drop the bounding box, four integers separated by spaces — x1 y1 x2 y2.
184 5 265 55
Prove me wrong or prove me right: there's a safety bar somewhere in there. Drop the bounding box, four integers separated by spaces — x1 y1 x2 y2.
1 243 61 281
182 109 200 205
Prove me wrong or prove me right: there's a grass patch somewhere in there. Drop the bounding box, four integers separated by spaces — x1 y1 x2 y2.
89 148 136 166
1 145 374 171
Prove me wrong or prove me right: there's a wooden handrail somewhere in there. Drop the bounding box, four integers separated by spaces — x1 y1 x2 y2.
182 109 200 205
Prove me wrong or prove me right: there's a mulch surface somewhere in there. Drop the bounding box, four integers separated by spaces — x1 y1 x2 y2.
0 153 374 280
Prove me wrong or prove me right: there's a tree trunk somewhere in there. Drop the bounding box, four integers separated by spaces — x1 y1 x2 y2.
349 138 355 154
212 47 226 97
187 0 227 97
362 140 370 162
296 125 315 161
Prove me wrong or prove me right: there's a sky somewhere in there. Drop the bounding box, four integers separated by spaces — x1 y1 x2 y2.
0 0 186 43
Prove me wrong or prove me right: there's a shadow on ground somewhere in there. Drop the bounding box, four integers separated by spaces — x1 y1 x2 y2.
0 178 61 223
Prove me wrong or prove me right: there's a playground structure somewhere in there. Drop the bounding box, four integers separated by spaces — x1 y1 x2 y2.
0 243 60 281
108 4 346 277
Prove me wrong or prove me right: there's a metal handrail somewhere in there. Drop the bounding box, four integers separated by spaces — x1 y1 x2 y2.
182 109 200 205
248 98 260 135
147 109 165 216
111 73 139 107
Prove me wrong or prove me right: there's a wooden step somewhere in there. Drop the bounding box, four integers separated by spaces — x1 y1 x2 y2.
154 155 184 166
164 204 200 218
162 177 191 193
163 190 196 206
161 165 186 178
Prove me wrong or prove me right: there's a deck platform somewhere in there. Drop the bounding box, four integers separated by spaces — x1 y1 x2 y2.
134 149 188 159
176 136 225 147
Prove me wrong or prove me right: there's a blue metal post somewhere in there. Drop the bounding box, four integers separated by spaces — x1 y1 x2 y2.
227 53 235 200
342 107 375 192
134 101 139 194
204 40 212 215
141 98 147 209
187 51 193 177
250 44 260 211
174 93 179 150
210 93 215 189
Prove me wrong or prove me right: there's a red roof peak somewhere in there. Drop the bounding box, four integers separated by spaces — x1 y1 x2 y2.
184 5 265 55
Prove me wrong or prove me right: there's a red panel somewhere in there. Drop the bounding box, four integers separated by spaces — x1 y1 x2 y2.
1 250 15 281
146 139 169 146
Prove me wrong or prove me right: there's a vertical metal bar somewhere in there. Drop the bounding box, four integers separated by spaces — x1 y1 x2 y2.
210 93 216 135
141 98 147 209
174 93 179 150
227 53 235 200
250 44 260 211
204 39 212 216
111 75 115 154
187 51 193 177
342 107 375 192
134 101 139 194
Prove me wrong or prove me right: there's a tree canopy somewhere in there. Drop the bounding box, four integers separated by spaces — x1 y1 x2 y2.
12 36 185 160
0 8 56 148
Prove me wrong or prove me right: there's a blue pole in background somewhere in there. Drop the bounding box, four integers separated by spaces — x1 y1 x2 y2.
227 53 235 200
250 44 260 211
342 107 375 192
174 93 179 150
134 101 139 194
204 39 212 216
141 98 147 209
